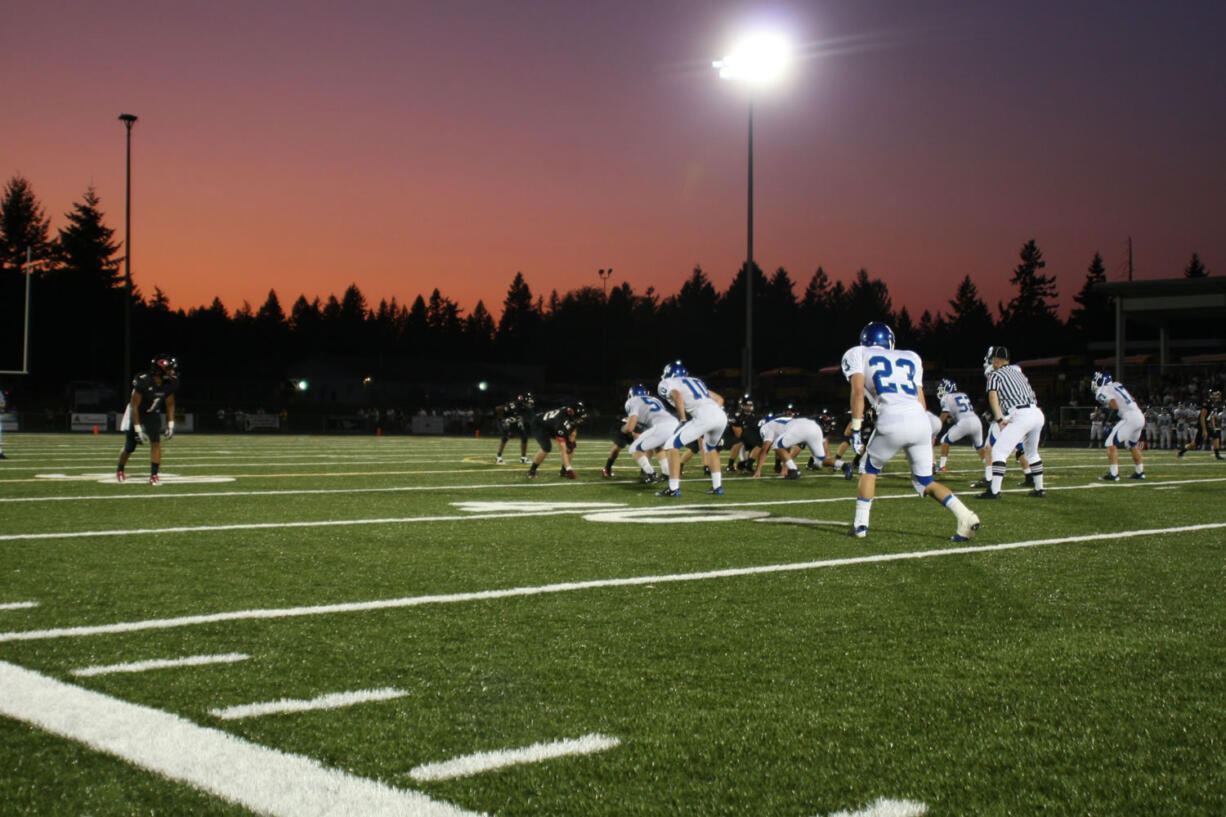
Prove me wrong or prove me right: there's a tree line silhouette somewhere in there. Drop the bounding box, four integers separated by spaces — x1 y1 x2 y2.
0 174 1212 412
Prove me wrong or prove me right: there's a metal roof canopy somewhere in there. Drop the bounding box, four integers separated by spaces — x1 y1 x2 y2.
1094 277 1226 377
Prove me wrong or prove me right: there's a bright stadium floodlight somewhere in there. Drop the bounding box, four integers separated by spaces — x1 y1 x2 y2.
713 31 791 85
713 30 791 397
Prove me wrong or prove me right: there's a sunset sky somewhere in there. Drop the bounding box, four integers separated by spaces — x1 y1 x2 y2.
5 0 1223 321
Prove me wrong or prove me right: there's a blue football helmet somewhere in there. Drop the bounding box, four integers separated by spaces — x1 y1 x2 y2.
859 322 895 350
628 384 649 400
1091 371 1112 389
936 378 956 399
662 360 688 379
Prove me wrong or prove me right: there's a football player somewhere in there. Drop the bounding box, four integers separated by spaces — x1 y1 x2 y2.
832 407 875 480
935 378 988 474
117 355 180 485
753 413 835 478
1178 389 1224 460
526 402 586 479
655 360 727 497
841 322 979 541
724 395 762 473
617 384 679 482
494 393 535 464
1091 371 1147 480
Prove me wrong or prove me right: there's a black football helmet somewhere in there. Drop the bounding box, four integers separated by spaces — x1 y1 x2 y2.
151 355 179 378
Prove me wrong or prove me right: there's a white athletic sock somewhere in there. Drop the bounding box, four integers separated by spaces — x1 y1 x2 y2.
853 497 872 529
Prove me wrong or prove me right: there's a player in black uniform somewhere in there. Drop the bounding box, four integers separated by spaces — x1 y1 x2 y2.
526 402 587 479
117 355 179 485
832 406 875 479
1179 389 1225 460
724 395 762 473
807 408 838 470
494 393 535 464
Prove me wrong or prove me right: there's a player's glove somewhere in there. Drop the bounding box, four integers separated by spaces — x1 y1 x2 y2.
850 430 863 454
165 420 175 440
135 424 149 444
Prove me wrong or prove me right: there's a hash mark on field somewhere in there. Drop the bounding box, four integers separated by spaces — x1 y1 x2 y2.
409 733 621 781
72 652 250 677
0 601 38 611
3 522 1224 644
0 661 477 816
823 797 927 817
209 687 407 720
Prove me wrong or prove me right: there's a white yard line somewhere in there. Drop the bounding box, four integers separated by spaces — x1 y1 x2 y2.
409 734 621 781
824 797 928 817
71 652 250 677
209 687 407 720
0 661 480 817
0 601 39 611
3 521 1223 644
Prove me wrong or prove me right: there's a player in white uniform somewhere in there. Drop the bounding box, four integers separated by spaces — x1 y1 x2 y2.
621 384 679 483
841 322 980 541
935 379 987 473
753 414 833 478
655 361 727 497
1092 371 1146 480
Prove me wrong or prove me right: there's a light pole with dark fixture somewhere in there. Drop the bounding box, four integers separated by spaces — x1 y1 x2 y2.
118 113 138 392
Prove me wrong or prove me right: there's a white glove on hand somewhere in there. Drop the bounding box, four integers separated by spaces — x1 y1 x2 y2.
851 430 863 455
165 420 175 440
136 424 149 444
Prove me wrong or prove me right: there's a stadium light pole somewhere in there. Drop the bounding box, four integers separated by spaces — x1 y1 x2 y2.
714 32 790 397
119 113 138 394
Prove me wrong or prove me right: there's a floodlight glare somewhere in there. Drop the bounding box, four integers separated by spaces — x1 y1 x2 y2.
713 32 791 84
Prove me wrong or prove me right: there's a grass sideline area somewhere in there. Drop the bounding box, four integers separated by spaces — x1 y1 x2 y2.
1 432 1224 817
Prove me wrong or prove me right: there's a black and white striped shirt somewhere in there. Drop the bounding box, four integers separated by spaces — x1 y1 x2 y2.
986 364 1037 413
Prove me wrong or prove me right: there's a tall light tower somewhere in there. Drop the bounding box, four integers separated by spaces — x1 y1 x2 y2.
118 113 138 393
714 32 790 397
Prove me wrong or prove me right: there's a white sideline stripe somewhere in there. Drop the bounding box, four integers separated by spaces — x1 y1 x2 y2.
0 661 480 817
0 601 39 611
824 797 927 817
7 474 1225 541
210 687 408 720
71 652 250 677
3 521 1223 644
6 473 1224 504
409 734 621 781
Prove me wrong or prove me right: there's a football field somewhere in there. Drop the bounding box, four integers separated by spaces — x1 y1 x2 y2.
1 433 1224 817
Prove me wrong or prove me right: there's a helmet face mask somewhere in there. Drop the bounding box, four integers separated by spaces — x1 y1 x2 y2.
859 322 895 350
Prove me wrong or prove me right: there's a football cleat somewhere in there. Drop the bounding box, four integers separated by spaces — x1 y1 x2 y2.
1127 472 1146 479
969 478 990 488
937 465 948 472
976 489 1000 499
953 512 981 542
1028 489 1047 498
842 463 854 480
563 469 577 480
1177 448 1187 458
655 487 681 498
116 470 126 483
496 456 506 464
638 471 656 484
704 486 725 496
782 470 800 480
1019 474 1035 486
1098 473 1120 481
149 474 161 486
526 470 537 480
847 525 869 538
601 467 613 479
520 456 531 464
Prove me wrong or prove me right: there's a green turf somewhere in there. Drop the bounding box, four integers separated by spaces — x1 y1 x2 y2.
1 433 1224 816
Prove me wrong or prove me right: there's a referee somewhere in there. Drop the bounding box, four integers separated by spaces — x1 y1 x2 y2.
979 345 1047 499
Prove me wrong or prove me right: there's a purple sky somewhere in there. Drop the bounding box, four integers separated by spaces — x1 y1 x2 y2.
5 0 1223 319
